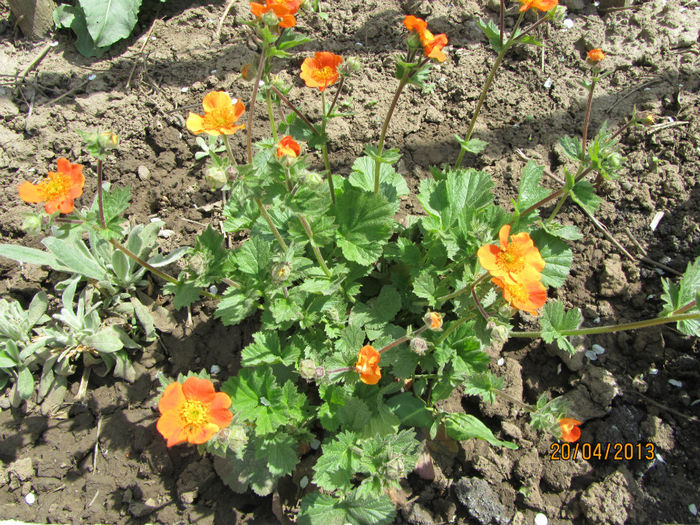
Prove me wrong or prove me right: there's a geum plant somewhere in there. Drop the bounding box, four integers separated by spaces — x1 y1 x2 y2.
2 0 698 523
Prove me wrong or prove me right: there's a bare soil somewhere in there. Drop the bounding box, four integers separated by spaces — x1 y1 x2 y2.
0 0 699 524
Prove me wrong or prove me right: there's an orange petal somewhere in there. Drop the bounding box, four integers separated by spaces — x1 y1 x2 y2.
220 123 246 136
188 422 221 444
44 200 59 215
202 91 232 113
498 224 511 248
233 100 246 120
156 408 183 442
18 181 44 203
186 113 205 135
278 14 296 28
250 2 267 16
476 244 501 272
69 171 85 199
55 157 71 174
159 382 186 413
166 426 188 447
56 198 75 214
182 377 216 403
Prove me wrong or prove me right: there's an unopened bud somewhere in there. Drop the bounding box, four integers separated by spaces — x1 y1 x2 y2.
22 214 43 235
642 114 655 126
340 57 361 76
299 359 317 380
188 254 205 274
98 131 119 149
406 31 423 51
272 262 291 282
410 337 428 356
315 366 326 379
424 311 443 330
204 165 228 189
302 170 323 189
385 455 405 480
486 320 510 346
325 306 340 322
261 10 279 27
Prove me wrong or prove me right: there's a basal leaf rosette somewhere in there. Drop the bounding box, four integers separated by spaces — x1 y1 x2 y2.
157 377 233 447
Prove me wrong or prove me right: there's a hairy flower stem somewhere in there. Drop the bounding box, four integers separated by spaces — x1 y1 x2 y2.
269 85 319 135
254 197 288 251
266 87 279 142
321 91 336 204
437 272 488 305
374 69 411 194
96 160 106 229
499 0 505 47
327 76 345 118
495 389 534 412
297 215 331 277
581 77 598 164
222 135 236 167
108 239 222 300
246 45 268 163
455 13 524 169
673 299 697 315
512 312 700 339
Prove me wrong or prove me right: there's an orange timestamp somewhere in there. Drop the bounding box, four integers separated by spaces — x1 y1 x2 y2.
549 442 656 461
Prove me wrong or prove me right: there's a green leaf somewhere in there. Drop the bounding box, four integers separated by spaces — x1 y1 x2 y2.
165 281 202 309
43 236 108 281
17 367 34 400
334 186 395 266
542 221 583 241
298 492 396 525
531 230 572 288
559 135 582 160
463 372 505 404
570 180 602 215
444 413 517 449
364 146 401 165
53 4 107 57
348 156 409 205
79 0 141 48
539 299 583 354
455 135 488 155
661 257 700 335
214 286 261 326
257 433 299 476
386 392 433 427
241 331 300 367
0 244 64 270
476 18 504 54
101 185 131 225
337 398 372 431
517 160 551 213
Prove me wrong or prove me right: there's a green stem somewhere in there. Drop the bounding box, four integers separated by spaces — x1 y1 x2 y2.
269 85 319 135
379 325 429 355
436 315 473 345
511 312 700 339
222 134 236 167
254 197 288 251
455 12 524 169
581 77 598 162
327 76 345 118
246 44 267 163
321 90 335 205
437 272 488 305
297 215 331 277
266 86 278 142
673 299 697 315
96 159 106 229
374 69 411 193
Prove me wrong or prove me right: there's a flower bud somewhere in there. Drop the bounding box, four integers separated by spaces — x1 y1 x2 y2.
272 262 291 282
299 359 317 380
22 214 43 235
410 337 428 356
642 114 655 126
385 455 405 480
406 31 423 52
486 320 510 347
302 170 324 189
340 57 362 77
586 48 605 65
424 311 443 330
98 131 119 150
204 165 228 189
188 254 205 274
241 63 256 82
325 306 340 322
261 10 279 27
315 366 326 380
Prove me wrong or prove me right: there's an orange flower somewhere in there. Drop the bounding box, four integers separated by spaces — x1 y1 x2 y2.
355 345 381 385
186 91 245 136
517 0 558 12
491 277 547 316
403 15 448 63
559 418 581 442
18 158 85 214
424 311 443 330
250 0 302 28
156 377 233 447
300 52 343 92
587 49 605 63
277 136 300 159
477 224 545 285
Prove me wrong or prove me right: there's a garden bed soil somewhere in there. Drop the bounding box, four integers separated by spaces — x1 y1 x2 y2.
0 0 699 523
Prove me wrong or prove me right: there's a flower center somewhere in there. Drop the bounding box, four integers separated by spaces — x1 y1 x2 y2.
209 108 234 128
180 399 209 432
39 173 73 201
315 66 335 82
498 247 525 273
507 281 529 304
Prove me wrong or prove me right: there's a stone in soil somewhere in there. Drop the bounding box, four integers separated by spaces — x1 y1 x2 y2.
455 477 511 525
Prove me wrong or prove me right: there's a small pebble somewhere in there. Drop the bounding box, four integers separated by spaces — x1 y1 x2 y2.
649 368 659 375
535 513 548 525
563 18 574 29
181 87 189 93
25 493 36 505
689 504 698 517
593 317 601 324
650 211 664 231
208 285 218 295
668 379 683 388
88 73 97 80
300 476 309 489
585 350 598 361
310 438 320 450
158 229 175 238
210 364 221 375
543 78 553 89
210 69 217 74
591 344 605 355
497 358 505 366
